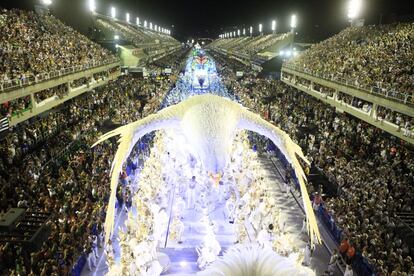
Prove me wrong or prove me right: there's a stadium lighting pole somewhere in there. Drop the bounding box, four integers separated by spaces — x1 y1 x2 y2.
271 20 276 34
348 0 362 26
126 13 130 23
290 14 297 52
111 7 116 19
290 14 297 33
259 23 263 35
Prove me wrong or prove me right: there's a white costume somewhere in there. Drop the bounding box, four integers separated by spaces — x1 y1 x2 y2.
186 177 197 209
257 229 272 249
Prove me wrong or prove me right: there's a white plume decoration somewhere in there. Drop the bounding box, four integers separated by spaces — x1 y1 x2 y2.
197 243 315 276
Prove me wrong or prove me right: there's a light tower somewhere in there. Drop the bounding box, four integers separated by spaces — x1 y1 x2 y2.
111 7 116 19
290 14 297 52
271 20 276 34
290 14 297 33
348 0 362 26
88 0 96 13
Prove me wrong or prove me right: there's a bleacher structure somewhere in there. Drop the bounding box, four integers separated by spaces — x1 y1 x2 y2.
1 9 184 130
281 24 414 145
92 14 182 67
207 33 293 68
0 9 121 129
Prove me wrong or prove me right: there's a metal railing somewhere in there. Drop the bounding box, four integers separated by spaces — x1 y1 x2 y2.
0 58 120 93
282 64 413 105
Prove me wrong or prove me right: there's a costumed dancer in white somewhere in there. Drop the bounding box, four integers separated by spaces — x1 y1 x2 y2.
257 223 274 249
302 242 312 266
186 176 197 209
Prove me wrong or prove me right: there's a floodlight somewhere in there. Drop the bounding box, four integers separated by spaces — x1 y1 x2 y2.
126 13 130 23
150 22 153 30
136 17 140 25
41 0 52 5
348 0 362 19
259 23 262 33
88 0 96 12
271 20 276 31
114 35 119 40
237 29 240 36
111 7 116 18
290 14 297 28
243 28 246 35
250 26 253 35
144 20 148 28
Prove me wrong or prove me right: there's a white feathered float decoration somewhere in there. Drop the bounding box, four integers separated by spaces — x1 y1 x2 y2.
197 243 315 276
92 94 321 246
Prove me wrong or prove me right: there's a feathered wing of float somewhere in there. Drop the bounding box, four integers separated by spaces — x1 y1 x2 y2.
92 94 321 246
197 243 315 276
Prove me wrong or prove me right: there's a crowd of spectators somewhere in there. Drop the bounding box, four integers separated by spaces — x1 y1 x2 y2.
215 53 414 275
0 72 175 275
34 84 68 103
1 96 32 117
283 71 414 137
0 8 114 86
286 23 414 100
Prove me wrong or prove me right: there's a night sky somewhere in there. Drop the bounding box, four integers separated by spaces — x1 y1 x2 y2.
2 0 413 41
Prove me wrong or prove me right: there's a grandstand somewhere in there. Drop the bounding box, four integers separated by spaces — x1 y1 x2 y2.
207 33 293 65
92 14 181 66
1 1 414 276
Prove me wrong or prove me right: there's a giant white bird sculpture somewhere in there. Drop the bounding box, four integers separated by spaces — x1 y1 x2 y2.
92 94 320 245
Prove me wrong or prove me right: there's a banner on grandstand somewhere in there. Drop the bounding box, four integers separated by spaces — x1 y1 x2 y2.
0 116 10 140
